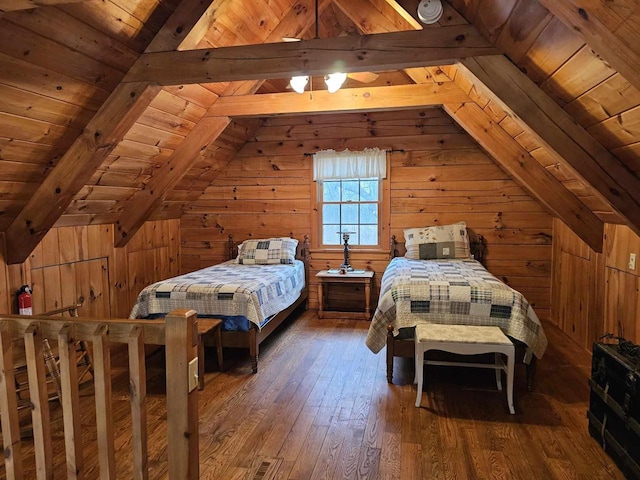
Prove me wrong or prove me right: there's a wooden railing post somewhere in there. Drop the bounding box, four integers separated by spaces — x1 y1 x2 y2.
58 324 83 479
128 326 148 480
24 323 53 479
92 324 116 479
165 309 199 479
0 323 24 479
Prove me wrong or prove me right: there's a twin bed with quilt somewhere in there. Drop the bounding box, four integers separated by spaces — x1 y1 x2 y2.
130 235 310 373
366 222 548 389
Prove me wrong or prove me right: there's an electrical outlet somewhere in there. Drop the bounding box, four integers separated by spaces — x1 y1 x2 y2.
188 357 198 392
630 253 637 271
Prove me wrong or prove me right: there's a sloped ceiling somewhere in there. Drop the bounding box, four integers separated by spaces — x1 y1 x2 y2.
1 0 640 263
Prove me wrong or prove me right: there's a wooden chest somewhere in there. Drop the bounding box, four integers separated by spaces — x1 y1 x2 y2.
588 342 640 479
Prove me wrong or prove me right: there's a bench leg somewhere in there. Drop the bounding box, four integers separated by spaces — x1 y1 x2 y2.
495 352 503 391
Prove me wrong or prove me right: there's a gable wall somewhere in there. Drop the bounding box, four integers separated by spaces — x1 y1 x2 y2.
181 109 554 318
0 219 179 318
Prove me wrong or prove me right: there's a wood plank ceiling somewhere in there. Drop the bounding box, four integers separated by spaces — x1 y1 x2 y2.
1 0 639 262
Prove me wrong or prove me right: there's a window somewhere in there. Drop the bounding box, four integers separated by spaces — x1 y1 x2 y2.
319 178 380 246
313 148 386 248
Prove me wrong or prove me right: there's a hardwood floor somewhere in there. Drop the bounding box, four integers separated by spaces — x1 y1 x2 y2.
4 310 626 479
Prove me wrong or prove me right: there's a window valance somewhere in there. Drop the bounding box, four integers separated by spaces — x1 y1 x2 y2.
313 148 387 181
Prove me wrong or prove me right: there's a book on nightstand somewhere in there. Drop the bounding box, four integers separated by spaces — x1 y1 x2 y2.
327 269 366 274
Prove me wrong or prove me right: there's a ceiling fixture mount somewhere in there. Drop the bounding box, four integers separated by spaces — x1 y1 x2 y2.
417 0 443 25
287 0 373 95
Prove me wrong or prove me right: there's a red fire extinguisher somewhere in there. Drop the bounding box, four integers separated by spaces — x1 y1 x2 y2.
18 285 33 316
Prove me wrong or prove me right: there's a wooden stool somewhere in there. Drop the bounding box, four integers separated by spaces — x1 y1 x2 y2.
414 324 515 414
197 319 224 390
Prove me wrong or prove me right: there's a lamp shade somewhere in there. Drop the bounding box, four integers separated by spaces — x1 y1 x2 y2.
325 72 347 93
290 75 309 94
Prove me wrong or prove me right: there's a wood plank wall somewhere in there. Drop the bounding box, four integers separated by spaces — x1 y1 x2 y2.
180 108 553 318
551 219 640 349
603 223 640 343
0 219 179 318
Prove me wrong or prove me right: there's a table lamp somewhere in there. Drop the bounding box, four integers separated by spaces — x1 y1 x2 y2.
339 231 356 272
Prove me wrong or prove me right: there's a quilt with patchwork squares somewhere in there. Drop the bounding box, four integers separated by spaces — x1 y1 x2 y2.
365 257 547 358
129 260 305 328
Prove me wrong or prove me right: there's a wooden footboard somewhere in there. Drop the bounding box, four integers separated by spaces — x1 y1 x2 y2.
386 325 537 390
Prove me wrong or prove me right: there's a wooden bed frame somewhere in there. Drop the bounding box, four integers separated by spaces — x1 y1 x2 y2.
385 234 537 390
202 234 310 373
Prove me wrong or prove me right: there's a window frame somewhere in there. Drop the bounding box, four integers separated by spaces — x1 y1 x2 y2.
311 157 390 252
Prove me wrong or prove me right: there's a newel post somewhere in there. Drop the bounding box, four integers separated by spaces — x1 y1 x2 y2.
165 309 199 479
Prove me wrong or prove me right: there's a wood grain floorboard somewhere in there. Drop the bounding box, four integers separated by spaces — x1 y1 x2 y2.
1 310 628 479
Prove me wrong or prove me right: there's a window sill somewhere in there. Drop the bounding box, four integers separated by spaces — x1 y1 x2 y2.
310 247 390 255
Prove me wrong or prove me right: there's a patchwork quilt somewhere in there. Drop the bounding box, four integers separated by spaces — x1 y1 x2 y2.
365 257 547 358
129 260 305 328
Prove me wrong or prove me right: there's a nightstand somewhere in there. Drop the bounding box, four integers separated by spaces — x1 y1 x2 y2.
316 270 375 320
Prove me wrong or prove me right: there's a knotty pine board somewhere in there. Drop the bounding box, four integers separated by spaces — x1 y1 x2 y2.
551 218 606 350
181 109 555 316
0 219 179 318
517 16 584 86
540 45 616 107
58 0 157 53
564 73 640 128
4 7 138 72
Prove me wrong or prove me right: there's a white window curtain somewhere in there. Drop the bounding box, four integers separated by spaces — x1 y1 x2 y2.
313 148 387 181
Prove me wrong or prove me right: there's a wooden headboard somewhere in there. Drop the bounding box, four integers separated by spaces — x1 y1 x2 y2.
390 233 486 266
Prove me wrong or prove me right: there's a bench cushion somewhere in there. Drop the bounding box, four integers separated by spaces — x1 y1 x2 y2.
415 324 512 345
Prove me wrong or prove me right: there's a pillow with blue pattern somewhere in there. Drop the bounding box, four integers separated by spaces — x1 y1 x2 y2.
237 237 298 265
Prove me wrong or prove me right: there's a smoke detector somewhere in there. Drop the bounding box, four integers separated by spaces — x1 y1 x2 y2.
417 0 443 24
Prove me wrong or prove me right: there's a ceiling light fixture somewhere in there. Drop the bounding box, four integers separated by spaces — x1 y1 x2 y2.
289 72 347 94
287 0 354 95
324 72 347 93
290 75 309 94
417 0 443 24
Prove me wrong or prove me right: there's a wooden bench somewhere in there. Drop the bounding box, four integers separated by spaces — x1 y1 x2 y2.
414 324 515 414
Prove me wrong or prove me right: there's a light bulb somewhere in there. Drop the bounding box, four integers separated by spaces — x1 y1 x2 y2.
325 72 347 93
290 75 309 94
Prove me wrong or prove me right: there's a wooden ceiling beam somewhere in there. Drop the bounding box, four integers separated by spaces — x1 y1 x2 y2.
0 0 87 11
206 83 468 117
444 102 604 252
457 55 640 239
348 0 628 248
114 0 328 246
4 82 161 264
3 0 218 264
122 26 499 85
538 0 640 93
114 116 231 247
